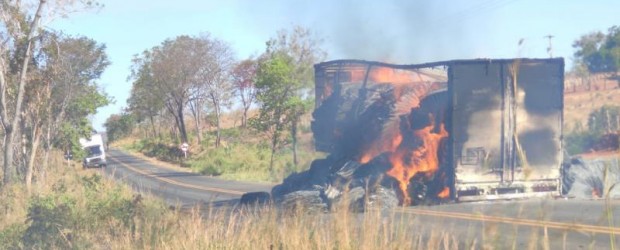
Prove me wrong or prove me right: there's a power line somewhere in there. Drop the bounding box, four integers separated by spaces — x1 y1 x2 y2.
544 34 554 58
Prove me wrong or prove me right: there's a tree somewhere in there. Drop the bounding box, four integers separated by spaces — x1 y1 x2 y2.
260 26 326 166
1 0 108 190
104 113 135 143
231 59 258 128
195 35 235 148
253 53 304 171
129 34 235 147
130 36 200 143
0 0 47 187
127 54 164 138
588 105 620 134
573 26 620 74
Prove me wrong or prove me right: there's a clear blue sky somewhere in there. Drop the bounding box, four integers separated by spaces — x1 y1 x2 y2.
48 0 620 131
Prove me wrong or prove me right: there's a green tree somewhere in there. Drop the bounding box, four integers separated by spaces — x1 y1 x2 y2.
0 0 48 187
0 1 106 189
253 54 303 171
588 105 620 134
260 26 326 166
573 26 620 74
565 105 619 155
104 113 135 143
127 54 165 138
128 35 235 146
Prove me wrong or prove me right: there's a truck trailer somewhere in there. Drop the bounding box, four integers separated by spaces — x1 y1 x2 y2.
311 58 564 203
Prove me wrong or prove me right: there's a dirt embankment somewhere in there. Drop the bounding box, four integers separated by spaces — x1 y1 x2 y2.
564 72 619 131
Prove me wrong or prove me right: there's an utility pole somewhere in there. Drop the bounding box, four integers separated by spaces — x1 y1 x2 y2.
544 35 554 58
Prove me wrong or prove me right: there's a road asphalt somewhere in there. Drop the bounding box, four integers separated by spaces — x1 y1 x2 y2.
103 148 620 248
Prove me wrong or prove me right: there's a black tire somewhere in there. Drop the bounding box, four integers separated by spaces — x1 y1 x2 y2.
240 192 272 206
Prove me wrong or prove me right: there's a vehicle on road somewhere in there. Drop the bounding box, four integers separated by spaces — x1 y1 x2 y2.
80 133 107 168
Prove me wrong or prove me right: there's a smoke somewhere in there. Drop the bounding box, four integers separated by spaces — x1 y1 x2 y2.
564 158 620 199
321 1 450 63
237 1 505 63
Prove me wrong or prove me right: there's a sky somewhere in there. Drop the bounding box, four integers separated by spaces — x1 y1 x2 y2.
47 0 620 131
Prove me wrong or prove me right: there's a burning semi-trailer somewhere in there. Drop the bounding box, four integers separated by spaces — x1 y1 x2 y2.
262 58 565 209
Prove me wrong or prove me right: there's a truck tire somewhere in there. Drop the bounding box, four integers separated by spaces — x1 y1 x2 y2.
240 192 272 206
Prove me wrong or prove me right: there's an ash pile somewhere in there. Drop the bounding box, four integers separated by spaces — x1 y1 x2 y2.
269 62 452 210
563 157 620 199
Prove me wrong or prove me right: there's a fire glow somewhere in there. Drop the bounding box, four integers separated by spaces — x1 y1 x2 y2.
352 67 450 205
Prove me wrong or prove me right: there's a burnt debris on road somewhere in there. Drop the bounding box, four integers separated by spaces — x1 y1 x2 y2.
268 58 571 209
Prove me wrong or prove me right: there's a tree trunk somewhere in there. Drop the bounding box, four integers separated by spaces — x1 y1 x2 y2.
1 0 46 188
177 104 188 143
149 115 157 138
291 119 298 166
194 103 203 144
210 94 221 148
214 104 221 148
242 106 250 128
41 121 51 184
2 130 14 184
269 132 277 173
26 125 42 194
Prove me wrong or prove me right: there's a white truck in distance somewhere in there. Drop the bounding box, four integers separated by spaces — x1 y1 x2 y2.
79 134 107 168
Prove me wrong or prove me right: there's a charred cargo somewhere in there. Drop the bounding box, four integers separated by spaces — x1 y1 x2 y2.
314 58 564 202
272 58 564 207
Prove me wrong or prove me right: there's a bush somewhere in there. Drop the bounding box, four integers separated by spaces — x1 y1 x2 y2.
137 140 180 162
565 130 599 155
187 143 270 177
0 224 26 249
23 195 78 249
565 105 620 155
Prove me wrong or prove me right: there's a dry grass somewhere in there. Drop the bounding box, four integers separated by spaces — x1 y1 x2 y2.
564 88 620 131
103 203 464 250
5 153 613 249
0 154 485 249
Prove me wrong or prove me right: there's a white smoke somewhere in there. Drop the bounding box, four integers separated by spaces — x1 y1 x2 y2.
565 158 620 199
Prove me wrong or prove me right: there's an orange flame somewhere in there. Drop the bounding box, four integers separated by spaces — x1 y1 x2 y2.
350 67 421 99
386 120 449 205
322 82 333 99
437 187 450 199
349 65 449 205
592 188 601 198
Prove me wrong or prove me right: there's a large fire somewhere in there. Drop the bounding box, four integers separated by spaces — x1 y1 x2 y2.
386 119 449 205
352 66 450 205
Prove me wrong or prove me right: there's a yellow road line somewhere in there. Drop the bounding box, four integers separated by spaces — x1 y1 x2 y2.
108 154 619 235
113 149 194 173
400 208 620 235
109 156 245 196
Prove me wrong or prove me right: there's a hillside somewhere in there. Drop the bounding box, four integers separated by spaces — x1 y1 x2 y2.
564 72 619 131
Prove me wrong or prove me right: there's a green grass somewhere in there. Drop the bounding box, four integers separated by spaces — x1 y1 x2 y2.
185 140 324 182
115 127 326 183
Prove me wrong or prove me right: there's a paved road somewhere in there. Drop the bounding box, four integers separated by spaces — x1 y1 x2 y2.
399 199 620 248
103 149 272 207
103 149 619 248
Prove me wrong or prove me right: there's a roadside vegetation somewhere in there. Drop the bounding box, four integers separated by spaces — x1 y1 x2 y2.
564 25 620 156
106 25 327 183
1 153 561 249
115 124 325 182
1 1 619 248
565 105 619 155
0 1 110 191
